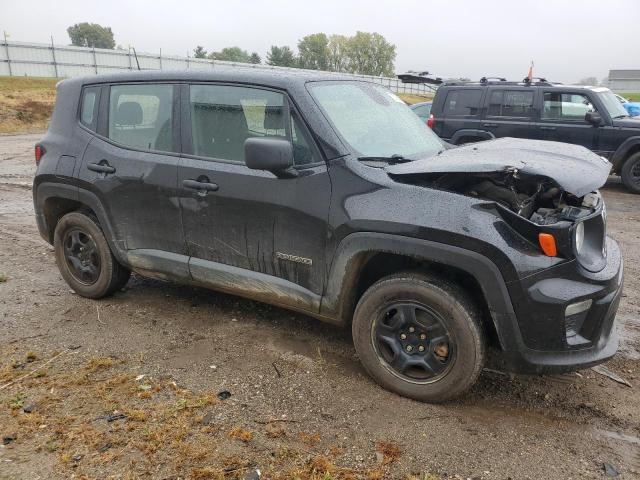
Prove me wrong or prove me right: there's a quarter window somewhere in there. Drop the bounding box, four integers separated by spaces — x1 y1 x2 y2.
542 92 596 121
80 86 100 130
290 112 317 165
443 90 482 116
189 84 286 162
487 90 534 117
108 84 175 152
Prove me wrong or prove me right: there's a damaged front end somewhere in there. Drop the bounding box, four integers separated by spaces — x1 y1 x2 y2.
387 138 612 272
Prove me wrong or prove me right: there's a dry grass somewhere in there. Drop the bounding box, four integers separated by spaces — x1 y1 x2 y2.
0 273 7 283
228 426 254 443
0 344 422 479
0 76 57 133
396 93 433 105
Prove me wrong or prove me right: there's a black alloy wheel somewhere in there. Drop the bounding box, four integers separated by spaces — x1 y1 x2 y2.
372 302 454 383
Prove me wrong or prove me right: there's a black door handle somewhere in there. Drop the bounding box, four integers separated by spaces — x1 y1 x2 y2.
483 123 498 127
540 126 556 131
87 162 116 174
183 179 219 192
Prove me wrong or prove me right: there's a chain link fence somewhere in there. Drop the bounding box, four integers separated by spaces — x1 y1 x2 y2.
0 39 437 95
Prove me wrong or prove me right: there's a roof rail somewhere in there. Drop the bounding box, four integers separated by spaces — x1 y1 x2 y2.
522 77 557 86
480 76 507 83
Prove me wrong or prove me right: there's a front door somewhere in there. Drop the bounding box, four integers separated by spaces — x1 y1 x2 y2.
78 83 187 263
177 83 330 309
536 91 599 150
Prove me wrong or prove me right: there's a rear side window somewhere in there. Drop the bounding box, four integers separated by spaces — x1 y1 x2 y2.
443 90 482 116
80 86 100 130
108 84 175 152
189 84 286 162
487 90 534 118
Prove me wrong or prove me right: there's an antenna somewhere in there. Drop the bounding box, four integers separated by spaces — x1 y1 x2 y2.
131 47 141 71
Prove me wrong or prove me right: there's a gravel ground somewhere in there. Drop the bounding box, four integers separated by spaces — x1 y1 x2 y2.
1 133 639 479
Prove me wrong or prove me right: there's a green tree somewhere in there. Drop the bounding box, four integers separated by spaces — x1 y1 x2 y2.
249 52 261 64
297 33 329 70
327 34 349 72
210 47 251 63
345 32 396 76
67 22 115 49
266 46 297 67
193 46 208 58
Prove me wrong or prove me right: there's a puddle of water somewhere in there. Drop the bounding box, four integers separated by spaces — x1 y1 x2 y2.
596 428 640 445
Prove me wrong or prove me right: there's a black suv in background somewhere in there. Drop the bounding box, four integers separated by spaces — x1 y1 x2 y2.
34 71 623 402
429 78 640 193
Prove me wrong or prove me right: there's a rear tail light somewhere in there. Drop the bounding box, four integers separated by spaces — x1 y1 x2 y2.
35 144 45 165
427 114 434 129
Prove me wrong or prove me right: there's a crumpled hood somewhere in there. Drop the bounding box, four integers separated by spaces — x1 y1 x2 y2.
386 138 612 197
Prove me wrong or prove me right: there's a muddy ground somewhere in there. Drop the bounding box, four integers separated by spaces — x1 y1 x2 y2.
0 133 639 480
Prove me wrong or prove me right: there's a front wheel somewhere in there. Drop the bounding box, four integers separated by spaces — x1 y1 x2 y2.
621 152 640 194
352 273 486 403
54 212 130 299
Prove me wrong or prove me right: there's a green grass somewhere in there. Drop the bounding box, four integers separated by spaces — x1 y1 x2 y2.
617 92 640 102
0 273 7 283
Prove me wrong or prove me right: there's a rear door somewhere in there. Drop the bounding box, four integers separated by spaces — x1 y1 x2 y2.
78 83 187 261
436 89 484 141
178 83 331 307
481 89 536 139
535 91 599 149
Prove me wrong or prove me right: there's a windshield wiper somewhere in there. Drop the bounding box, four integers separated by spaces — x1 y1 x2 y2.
357 154 413 164
612 114 629 119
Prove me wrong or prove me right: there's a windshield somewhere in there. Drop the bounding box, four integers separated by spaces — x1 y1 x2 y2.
308 81 444 159
598 90 629 118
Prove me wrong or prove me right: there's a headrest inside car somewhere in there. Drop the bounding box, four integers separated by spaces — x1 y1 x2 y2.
263 106 284 130
115 101 143 126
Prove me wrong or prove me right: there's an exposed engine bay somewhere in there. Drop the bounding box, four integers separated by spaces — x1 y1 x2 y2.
384 138 611 226
431 170 599 225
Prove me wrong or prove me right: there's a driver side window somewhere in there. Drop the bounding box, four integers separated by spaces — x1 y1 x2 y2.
542 92 596 122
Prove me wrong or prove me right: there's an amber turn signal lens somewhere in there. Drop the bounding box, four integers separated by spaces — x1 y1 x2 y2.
538 233 557 257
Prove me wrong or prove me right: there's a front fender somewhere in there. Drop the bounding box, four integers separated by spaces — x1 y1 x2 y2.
611 136 640 172
321 232 522 350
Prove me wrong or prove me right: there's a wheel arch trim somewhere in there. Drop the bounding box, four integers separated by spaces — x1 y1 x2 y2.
35 183 129 266
611 136 640 172
321 232 522 350
449 129 495 144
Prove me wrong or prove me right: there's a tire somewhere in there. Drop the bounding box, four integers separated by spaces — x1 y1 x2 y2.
621 152 640 194
54 212 130 299
352 272 486 403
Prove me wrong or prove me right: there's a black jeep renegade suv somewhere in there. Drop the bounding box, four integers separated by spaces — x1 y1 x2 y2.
33 71 623 402
429 78 640 193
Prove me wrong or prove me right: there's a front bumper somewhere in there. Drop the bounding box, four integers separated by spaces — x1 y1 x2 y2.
498 236 623 374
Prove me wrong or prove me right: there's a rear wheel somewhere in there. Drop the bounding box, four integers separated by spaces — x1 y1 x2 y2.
54 212 130 299
352 272 486 403
621 152 640 194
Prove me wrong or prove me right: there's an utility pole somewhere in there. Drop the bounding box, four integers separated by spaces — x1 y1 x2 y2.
3 31 11 76
50 36 59 78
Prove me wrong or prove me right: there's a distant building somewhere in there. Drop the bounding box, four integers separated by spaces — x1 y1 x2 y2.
608 70 640 92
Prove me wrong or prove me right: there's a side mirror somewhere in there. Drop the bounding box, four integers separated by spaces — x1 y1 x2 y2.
245 137 296 177
585 111 602 126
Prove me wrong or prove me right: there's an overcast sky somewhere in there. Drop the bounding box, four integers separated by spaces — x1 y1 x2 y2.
1 0 637 83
